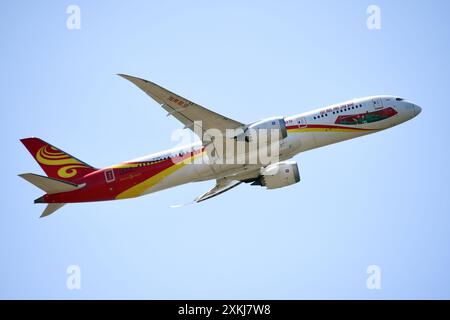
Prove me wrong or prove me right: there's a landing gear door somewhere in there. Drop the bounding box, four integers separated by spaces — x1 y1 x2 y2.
372 97 383 110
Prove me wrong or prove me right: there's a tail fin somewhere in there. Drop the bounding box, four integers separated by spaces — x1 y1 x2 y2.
18 173 80 218
20 137 97 182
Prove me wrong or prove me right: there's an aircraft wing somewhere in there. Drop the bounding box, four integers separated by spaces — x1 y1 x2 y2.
195 178 242 203
119 74 244 143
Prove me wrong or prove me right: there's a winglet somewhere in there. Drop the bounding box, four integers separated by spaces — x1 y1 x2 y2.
169 201 195 209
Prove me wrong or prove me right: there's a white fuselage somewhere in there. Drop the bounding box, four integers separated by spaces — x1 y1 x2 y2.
127 95 421 195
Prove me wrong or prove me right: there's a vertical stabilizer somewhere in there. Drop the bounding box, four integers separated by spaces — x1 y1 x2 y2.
20 137 97 182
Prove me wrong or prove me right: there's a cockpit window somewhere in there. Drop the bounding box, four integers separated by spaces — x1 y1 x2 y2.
396 98 404 101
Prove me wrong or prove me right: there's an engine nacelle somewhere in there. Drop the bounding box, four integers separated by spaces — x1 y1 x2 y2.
259 160 300 189
237 116 287 143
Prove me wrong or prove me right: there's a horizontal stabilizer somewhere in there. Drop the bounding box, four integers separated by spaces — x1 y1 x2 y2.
41 203 65 218
18 173 79 194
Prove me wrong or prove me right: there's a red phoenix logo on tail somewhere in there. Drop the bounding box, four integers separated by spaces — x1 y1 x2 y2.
20 137 97 182
35 145 89 179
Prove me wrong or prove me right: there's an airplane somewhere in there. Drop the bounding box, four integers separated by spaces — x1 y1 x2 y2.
19 74 422 217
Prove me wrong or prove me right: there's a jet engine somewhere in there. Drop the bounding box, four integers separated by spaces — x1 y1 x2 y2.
235 117 288 143
251 160 300 189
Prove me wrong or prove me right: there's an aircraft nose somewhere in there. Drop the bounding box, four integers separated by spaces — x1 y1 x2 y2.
414 105 422 116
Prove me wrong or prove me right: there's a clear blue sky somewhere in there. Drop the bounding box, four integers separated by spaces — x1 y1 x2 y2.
1 0 449 299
